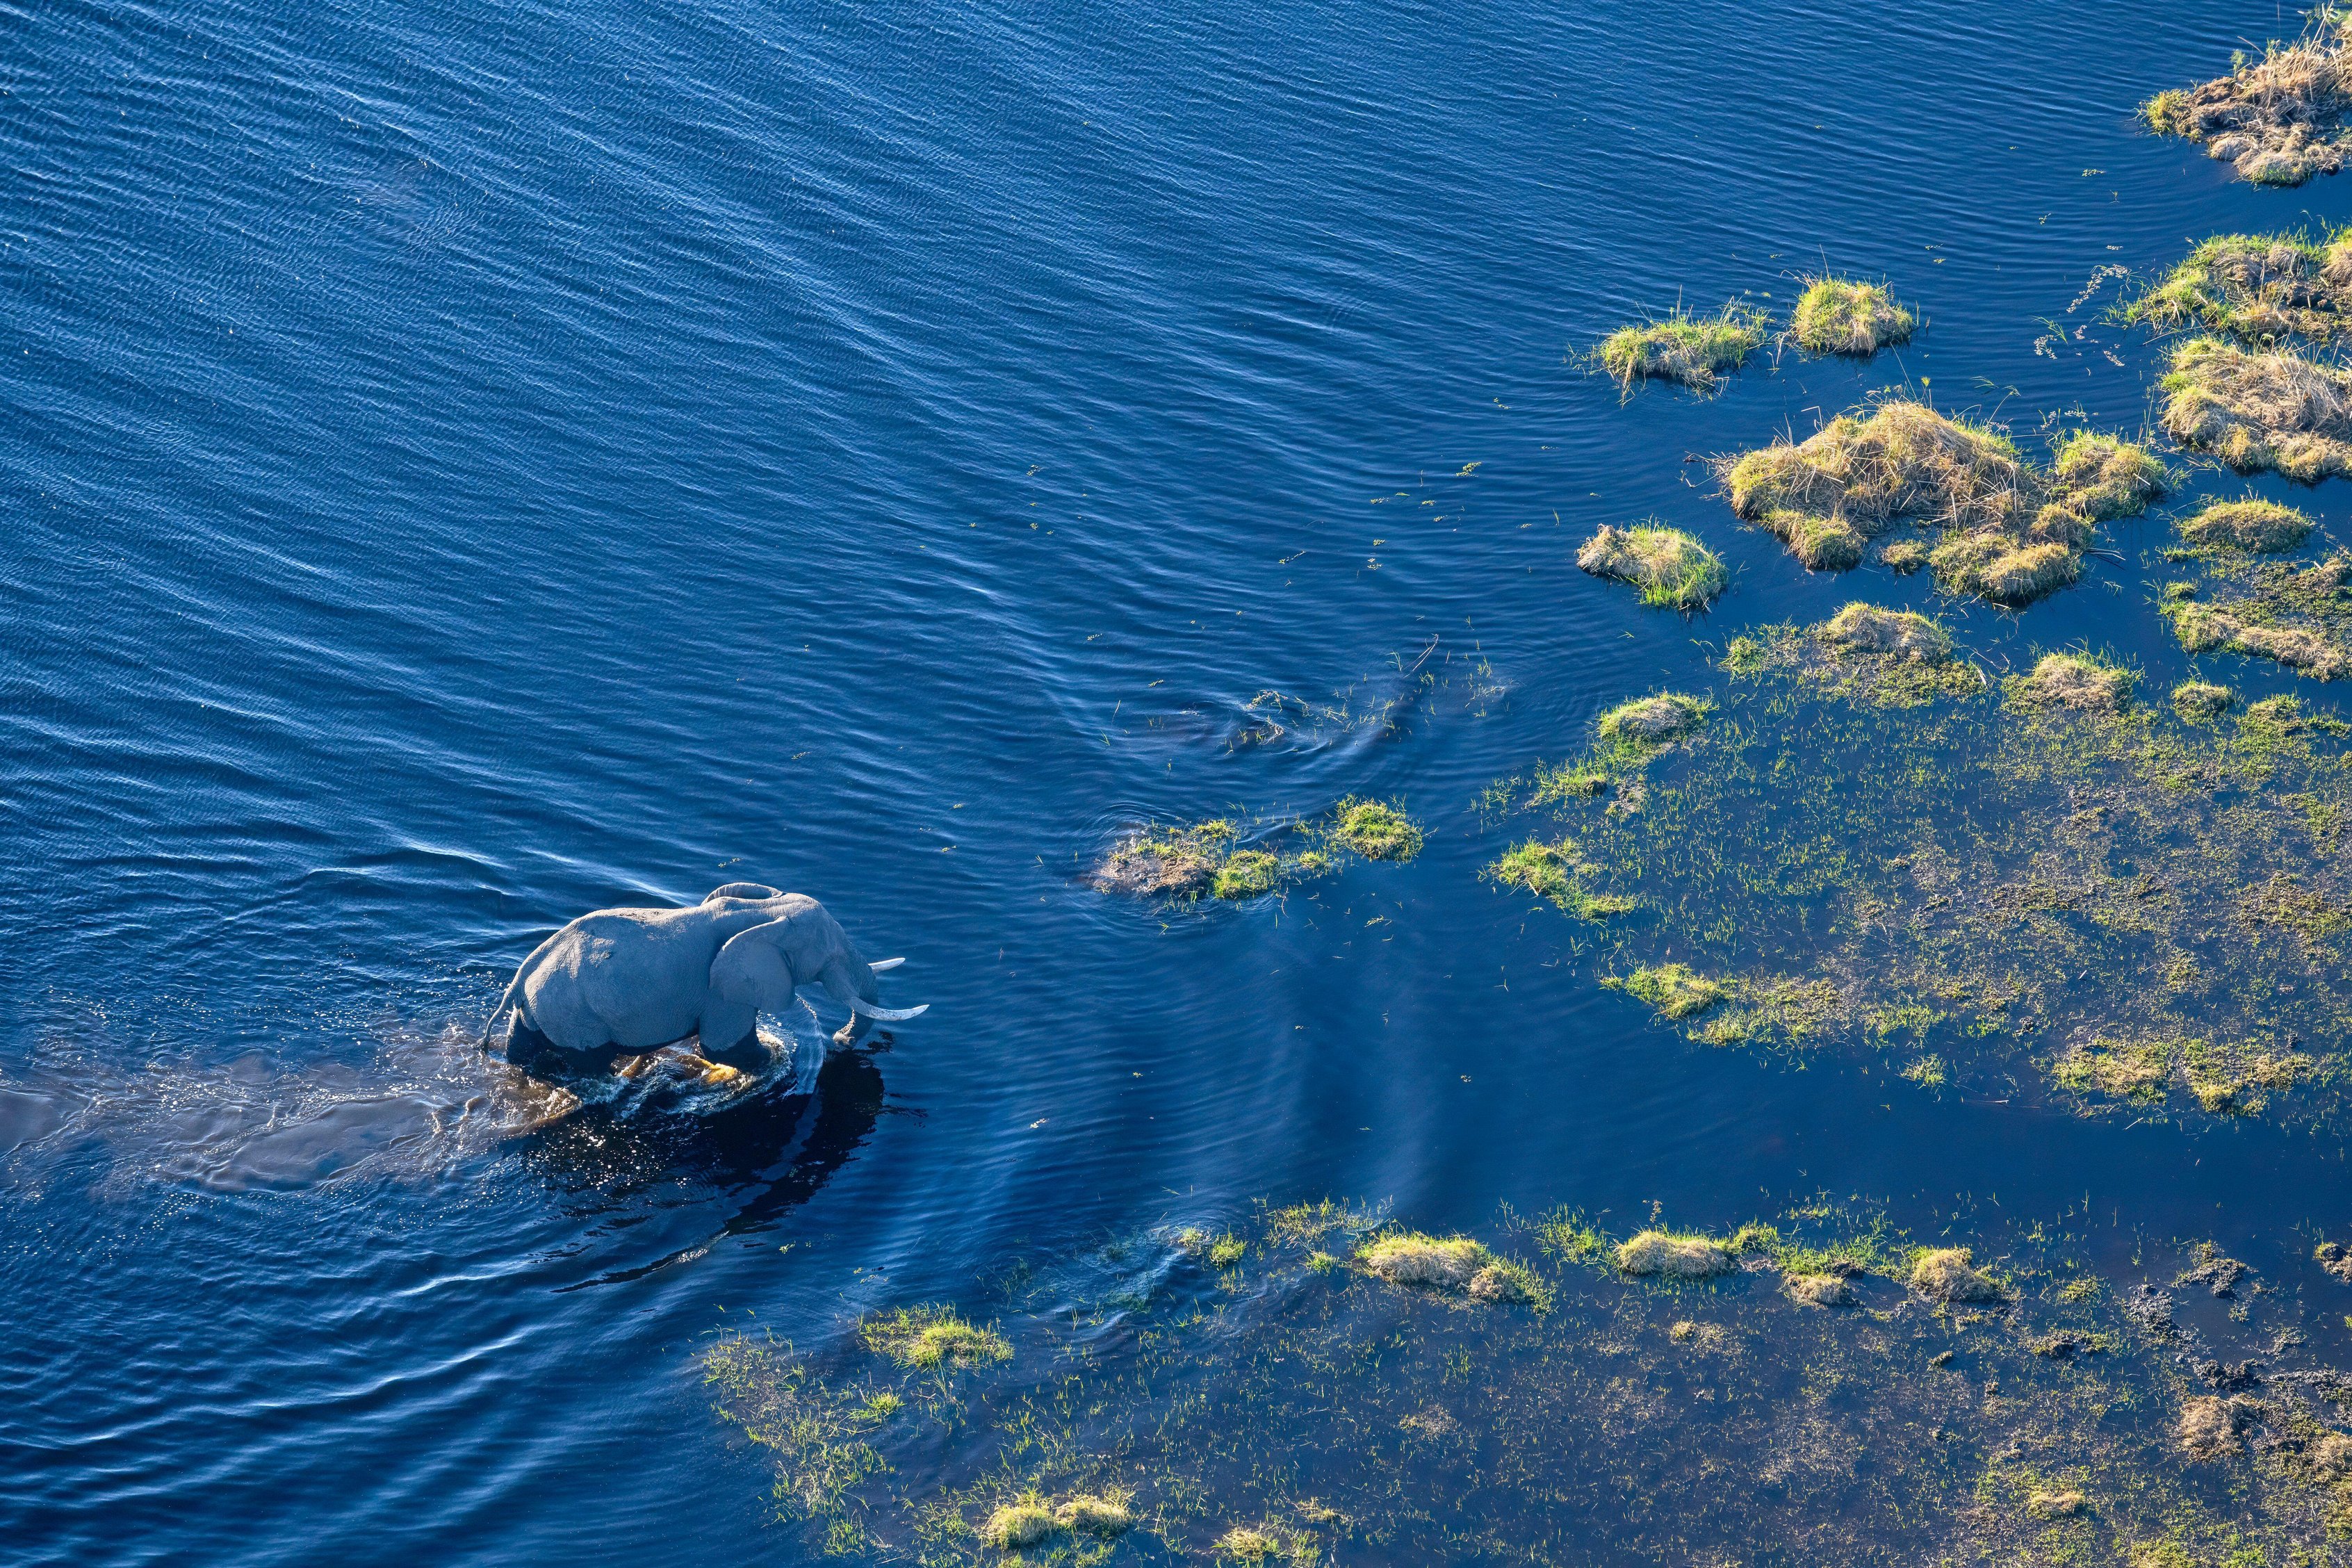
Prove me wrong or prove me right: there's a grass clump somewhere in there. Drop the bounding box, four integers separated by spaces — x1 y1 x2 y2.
1211 850 1282 900
1576 523 1730 610
1357 1231 1544 1307
980 1496 1061 1549
1604 963 1728 1020
1909 1247 2003 1304
1597 692 1710 746
1789 275 1916 357
2049 432 2170 521
2172 680 2235 719
861 1306 1013 1370
2122 229 2352 340
1055 1493 1134 1536
1720 401 2159 603
1616 1230 1736 1279
2008 652 2132 713
1326 797 1423 861
2139 15 2352 186
2179 496 2315 553
1818 603 1952 662
2168 603 2351 678
1783 1271 1856 1308
1596 302 1767 394
2158 337 2352 482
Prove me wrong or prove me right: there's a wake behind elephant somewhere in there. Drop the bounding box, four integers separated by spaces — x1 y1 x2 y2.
486 884 924 1077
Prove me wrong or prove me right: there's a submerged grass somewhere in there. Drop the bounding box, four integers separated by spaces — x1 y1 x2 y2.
1719 401 2162 603
707 1207 2352 1567
1575 523 1729 610
1487 605 2352 1126
2160 507 2352 682
1594 302 1767 394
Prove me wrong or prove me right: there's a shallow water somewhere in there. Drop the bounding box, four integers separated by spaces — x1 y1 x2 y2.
8 0 2352 1561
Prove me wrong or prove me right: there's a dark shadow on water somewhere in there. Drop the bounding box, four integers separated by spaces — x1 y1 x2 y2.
529 1045 890 1288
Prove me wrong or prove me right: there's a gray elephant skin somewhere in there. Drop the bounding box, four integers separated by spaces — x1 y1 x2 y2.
485 883 924 1075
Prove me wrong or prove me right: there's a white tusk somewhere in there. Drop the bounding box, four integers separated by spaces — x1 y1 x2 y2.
849 998 928 1022
867 957 906 972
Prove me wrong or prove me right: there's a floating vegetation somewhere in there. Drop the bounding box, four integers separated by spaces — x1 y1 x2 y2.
1594 302 1768 394
1574 523 1729 610
705 1203 2352 1566
1909 1247 2002 1304
1601 963 1726 1020
1487 608 2352 1125
1720 401 2162 603
2142 13 2352 186
2159 337 2352 481
2121 230 2352 341
1095 799 1430 905
2178 496 2315 553
861 1306 1013 1370
1788 275 1916 357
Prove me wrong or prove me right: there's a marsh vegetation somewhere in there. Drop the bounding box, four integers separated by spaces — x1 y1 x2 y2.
1788 276 1916 357
1485 607 2352 1124
707 1202 2352 1567
1094 799 1426 905
1574 523 1728 610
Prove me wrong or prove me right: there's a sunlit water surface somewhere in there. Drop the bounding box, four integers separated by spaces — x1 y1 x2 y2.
6 0 2351 1561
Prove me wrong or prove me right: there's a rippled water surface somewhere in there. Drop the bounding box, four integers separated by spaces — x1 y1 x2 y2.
8 0 2352 1561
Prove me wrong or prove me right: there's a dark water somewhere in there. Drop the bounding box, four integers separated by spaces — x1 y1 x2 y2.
4 0 2349 1560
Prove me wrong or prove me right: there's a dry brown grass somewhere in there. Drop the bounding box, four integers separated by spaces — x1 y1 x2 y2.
1789 276 1916 356
2143 17 2352 187
1910 1248 2002 1303
1721 402 2159 604
1818 603 1953 662
2011 653 2133 712
2179 496 2316 552
1615 1230 1735 1278
2171 605 2350 678
2159 338 2352 480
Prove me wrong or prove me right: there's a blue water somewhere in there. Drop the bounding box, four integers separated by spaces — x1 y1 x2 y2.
6 0 2349 1560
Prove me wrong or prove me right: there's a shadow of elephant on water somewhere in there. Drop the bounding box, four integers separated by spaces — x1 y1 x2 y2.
516 1042 893 1284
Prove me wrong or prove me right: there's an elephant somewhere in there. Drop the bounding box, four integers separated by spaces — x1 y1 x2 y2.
485 884 925 1076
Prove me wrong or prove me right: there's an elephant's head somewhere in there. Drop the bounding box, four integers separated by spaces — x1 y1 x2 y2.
707 892 926 1047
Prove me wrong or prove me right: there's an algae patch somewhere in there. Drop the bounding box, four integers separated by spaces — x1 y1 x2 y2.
1095 799 1429 906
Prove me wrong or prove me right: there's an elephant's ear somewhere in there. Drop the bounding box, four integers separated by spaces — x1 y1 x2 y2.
706 882 783 904
711 921 796 1006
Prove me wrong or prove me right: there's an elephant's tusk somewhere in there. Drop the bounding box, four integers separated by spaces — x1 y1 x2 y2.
849 998 928 1022
867 957 906 972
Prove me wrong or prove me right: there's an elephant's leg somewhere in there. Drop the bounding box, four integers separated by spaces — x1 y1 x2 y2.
505 1016 590 1077
696 997 769 1073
